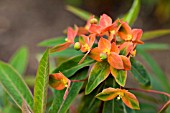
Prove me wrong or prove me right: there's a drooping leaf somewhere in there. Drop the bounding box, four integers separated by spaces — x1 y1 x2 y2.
53 55 95 78
34 49 49 113
9 47 28 75
66 5 92 21
123 0 140 26
49 68 88 113
0 61 33 110
38 37 66 47
130 58 151 87
110 67 127 87
122 91 140 110
137 49 170 92
137 43 169 51
142 29 170 41
85 61 110 95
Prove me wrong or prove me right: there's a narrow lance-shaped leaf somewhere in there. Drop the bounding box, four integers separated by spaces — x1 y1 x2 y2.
0 61 33 110
130 58 151 87
38 37 66 47
66 5 93 21
34 49 49 113
78 83 104 113
49 68 88 113
53 55 95 78
137 43 169 51
9 47 29 75
137 49 170 92
142 29 170 41
123 0 140 26
85 61 110 95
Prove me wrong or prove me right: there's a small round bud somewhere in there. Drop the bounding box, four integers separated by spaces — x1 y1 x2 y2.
90 18 98 24
74 42 81 50
100 53 107 60
65 38 68 42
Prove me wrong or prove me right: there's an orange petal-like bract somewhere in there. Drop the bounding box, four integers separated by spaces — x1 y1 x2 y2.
96 88 140 110
108 52 124 69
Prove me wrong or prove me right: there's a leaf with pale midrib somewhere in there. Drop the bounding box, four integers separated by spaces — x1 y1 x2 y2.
34 49 49 113
0 61 33 110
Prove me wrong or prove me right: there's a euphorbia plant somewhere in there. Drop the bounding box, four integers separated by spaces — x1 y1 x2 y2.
0 0 170 113
49 14 143 110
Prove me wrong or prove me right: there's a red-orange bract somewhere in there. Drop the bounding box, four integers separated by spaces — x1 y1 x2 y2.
49 72 70 90
96 88 140 110
49 13 144 110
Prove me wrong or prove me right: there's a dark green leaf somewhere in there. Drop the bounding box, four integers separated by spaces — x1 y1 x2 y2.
85 61 110 95
34 49 49 113
49 68 88 113
130 58 151 87
66 5 93 21
0 61 33 110
137 49 170 92
9 47 28 75
53 55 95 78
137 43 169 51
142 29 170 41
38 37 66 47
78 84 103 113
123 0 140 25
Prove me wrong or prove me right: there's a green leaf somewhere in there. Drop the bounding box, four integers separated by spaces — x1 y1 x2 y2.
0 61 33 110
142 29 170 41
66 5 92 21
38 37 66 47
110 67 127 87
137 49 170 92
123 0 140 26
130 58 151 87
9 47 28 75
53 55 95 78
34 49 49 113
85 61 110 95
50 48 82 57
49 68 88 113
137 43 169 51
78 83 104 113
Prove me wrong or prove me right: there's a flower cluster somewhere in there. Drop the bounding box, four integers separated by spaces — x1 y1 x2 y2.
50 14 143 87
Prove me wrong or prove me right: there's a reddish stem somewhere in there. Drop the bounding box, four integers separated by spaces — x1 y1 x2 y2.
125 87 170 98
159 100 170 113
70 77 88 82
